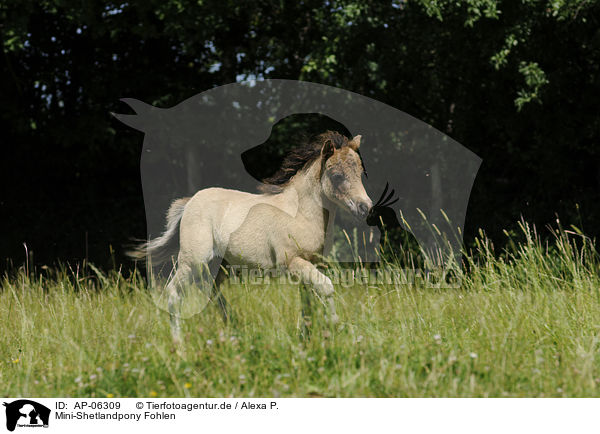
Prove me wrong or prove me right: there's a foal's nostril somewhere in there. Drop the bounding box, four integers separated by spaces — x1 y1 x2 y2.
358 202 370 217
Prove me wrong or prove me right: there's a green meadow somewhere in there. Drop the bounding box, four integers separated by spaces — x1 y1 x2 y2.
2 224 600 397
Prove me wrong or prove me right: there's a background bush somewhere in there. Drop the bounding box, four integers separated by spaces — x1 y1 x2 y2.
1 0 599 269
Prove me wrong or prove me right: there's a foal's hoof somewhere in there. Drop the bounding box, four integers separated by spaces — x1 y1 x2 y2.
171 333 183 346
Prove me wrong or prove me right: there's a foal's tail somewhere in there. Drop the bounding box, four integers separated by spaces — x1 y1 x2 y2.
127 197 191 265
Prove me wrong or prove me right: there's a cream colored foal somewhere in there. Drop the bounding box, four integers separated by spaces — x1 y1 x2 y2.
129 131 372 343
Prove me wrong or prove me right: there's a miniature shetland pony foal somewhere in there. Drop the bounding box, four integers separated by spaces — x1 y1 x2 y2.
129 131 372 342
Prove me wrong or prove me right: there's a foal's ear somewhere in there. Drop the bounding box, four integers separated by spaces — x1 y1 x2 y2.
321 139 335 160
349 135 362 151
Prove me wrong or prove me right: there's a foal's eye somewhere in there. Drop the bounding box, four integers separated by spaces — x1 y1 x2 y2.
331 173 345 185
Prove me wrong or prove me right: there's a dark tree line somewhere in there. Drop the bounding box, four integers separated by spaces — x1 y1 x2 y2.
1 0 599 270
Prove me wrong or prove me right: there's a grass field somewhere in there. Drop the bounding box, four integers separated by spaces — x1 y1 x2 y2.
2 224 600 397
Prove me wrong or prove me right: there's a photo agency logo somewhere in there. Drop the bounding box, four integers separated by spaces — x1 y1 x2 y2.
3 400 50 431
115 79 481 318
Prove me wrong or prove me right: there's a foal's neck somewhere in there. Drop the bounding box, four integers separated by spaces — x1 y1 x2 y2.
287 159 331 227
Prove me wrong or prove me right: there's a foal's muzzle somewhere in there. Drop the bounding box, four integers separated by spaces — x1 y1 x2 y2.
345 197 373 220
348 199 372 219
357 202 371 219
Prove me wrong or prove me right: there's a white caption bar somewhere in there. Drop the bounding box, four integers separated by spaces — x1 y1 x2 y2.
1 398 596 434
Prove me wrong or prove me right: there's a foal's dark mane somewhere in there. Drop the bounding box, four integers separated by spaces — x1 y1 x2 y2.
259 131 351 194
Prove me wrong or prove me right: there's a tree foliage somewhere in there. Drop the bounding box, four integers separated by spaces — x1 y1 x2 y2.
1 0 599 268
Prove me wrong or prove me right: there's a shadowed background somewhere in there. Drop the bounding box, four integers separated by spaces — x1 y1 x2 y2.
1 0 599 271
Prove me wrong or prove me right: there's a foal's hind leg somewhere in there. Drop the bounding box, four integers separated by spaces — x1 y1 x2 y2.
166 261 192 344
211 259 232 324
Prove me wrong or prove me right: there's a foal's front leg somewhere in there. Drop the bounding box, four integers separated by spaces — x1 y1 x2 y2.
299 282 313 340
288 257 339 324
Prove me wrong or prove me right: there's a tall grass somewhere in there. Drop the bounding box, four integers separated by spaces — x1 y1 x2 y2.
1 223 600 397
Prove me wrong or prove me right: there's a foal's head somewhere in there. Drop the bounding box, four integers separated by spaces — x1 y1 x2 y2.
319 133 373 219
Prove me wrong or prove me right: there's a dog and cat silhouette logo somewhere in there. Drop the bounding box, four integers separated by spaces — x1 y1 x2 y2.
3 400 50 431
